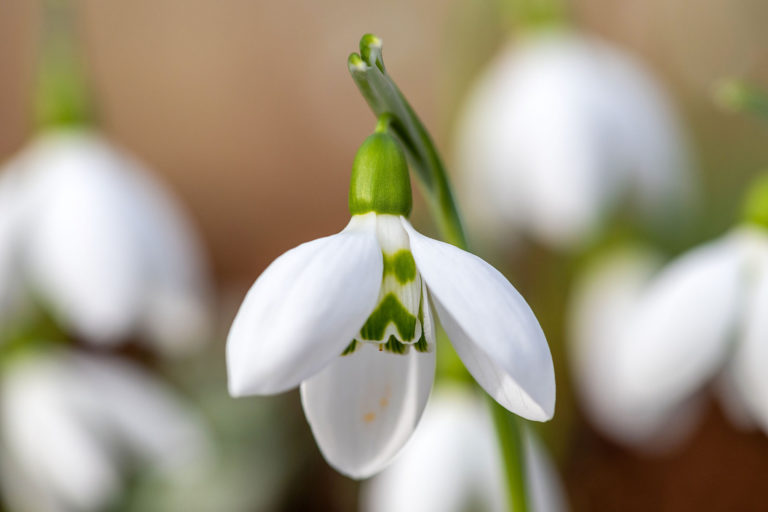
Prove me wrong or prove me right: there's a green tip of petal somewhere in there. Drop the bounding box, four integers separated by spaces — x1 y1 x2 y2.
743 172 768 229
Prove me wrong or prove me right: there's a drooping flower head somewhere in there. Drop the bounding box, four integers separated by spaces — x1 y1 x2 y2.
227 118 555 478
0 130 212 355
568 174 768 447
455 31 693 249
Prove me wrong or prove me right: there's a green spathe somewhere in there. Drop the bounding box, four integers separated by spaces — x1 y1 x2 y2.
349 130 412 216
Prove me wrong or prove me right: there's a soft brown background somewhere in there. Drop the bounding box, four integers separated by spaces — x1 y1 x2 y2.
2 0 768 510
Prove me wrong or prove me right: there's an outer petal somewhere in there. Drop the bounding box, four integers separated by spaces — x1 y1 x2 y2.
122 165 213 356
227 213 382 396
616 231 747 410
568 246 703 449
361 386 567 512
403 219 555 421
731 230 768 433
20 132 145 344
300 342 435 479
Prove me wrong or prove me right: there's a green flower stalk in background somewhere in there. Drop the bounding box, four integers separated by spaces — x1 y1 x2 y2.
227 112 555 479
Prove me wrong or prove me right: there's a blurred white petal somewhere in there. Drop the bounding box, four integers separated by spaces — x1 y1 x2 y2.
300 342 435 479
227 213 382 396
21 133 145 343
361 386 567 512
455 31 691 249
403 220 555 421
0 163 30 323
568 246 702 448
0 348 209 512
616 233 747 415
731 231 768 433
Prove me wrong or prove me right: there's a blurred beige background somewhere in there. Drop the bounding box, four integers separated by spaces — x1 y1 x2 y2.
2 1 768 510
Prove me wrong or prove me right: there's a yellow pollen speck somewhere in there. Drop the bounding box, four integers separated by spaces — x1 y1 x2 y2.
379 397 389 408
363 412 376 423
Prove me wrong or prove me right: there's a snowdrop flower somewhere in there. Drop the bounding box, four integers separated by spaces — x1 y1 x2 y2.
0 130 211 354
0 347 209 512
361 385 567 512
570 178 768 445
455 31 692 249
227 125 555 478
568 246 704 448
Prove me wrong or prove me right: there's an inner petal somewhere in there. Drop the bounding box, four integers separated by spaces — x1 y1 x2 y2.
346 215 431 355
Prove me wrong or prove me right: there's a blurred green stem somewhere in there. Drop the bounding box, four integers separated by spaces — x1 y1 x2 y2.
715 80 768 125
499 0 568 31
349 34 529 512
36 0 92 128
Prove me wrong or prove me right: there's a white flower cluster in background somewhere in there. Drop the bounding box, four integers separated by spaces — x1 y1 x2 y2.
0 130 215 512
569 225 768 448
455 31 693 249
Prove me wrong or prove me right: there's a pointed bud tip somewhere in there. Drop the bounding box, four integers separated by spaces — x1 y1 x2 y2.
348 52 366 72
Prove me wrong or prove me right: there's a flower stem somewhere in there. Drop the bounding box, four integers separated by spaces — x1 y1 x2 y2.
349 33 529 512
490 397 530 512
348 35 467 249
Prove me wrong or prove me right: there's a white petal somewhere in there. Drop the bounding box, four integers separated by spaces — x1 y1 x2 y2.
68 353 210 470
0 163 30 324
616 232 747 410
20 132 146 343
567 246 702 449
121 164 213 356
300 342 435 479
227 213 382 396
0 351 120 511
403 219 555 421
361 386 566 512
0 348 210 512
731 232 768 432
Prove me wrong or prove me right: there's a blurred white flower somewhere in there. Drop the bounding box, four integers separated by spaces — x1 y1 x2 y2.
361 386 567 512
455 31 692 249
569 227 768 447
568 246 702 449
0 347 210 512
0 130 212 354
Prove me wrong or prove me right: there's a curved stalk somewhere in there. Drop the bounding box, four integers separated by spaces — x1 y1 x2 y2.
349 34 530 512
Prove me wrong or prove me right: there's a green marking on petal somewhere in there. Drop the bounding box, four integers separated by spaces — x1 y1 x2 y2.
382 335 409 354
382 250 417 284
359 293 417 342
341 339 359 356
413 285 430 353
414 334 429 353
